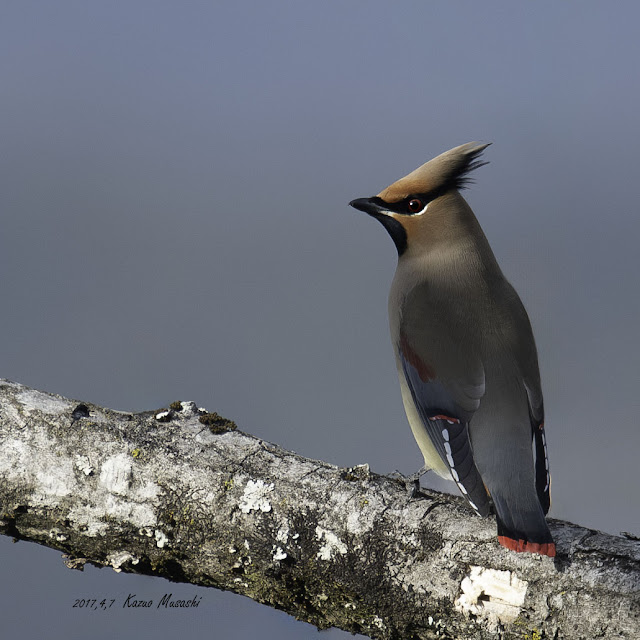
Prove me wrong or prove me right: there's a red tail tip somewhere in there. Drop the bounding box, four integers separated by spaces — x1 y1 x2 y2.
498 536 556 558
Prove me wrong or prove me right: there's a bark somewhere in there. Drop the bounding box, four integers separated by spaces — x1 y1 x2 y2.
0 379 638 639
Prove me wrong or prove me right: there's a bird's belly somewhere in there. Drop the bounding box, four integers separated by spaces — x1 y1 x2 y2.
396 364 450 478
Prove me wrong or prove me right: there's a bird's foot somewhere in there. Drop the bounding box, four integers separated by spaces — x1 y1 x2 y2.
392 465 429 499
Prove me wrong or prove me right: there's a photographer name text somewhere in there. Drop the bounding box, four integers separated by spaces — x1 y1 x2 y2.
72 594 202 610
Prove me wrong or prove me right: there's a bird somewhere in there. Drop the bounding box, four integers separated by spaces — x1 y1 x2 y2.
349 142 554 557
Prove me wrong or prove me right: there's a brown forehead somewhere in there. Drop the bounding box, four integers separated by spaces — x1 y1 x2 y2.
374 142 489 203
376 173 437 203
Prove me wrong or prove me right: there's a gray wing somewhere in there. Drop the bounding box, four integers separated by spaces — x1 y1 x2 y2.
498 279 550 515
398 325 490 516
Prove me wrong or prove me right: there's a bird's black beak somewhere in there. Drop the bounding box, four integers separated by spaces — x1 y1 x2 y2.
349 197 388 218
350 197 407 255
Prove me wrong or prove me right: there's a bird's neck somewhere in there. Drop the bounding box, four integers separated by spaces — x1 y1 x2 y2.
399 192 500 274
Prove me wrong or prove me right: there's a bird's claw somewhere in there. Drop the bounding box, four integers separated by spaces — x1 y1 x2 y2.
392 465 429 499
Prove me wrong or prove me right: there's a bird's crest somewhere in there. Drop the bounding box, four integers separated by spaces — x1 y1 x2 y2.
377 142 490 203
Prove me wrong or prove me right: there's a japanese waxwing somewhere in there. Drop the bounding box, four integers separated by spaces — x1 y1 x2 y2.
349 142 554 557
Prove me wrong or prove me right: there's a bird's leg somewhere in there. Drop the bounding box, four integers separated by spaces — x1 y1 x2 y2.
407 463 429 498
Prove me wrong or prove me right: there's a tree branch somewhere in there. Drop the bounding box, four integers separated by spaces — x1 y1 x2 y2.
0 379 638 639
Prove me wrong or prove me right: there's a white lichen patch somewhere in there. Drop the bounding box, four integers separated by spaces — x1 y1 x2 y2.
99 454 133 495
348 463 370 478
180 401 198 415
371 615 385 630
316 526 348 560
101 495 157 529
239 479 274 513
455 565 528 625
16 389 71 415
108 551 139 572
66 504 109 536
49 530 67 542
132 480 161 502
155 529 169 548
0 397 23 430
2 430 74 503
272 545 287 561
346 508 372 537
0 439 25 475
0 379 23 389
276 524 290 543
400 533 420 548
344 491 384 536
74 455 94 476
232 554 252 570
128 503 157 528
36 460 73 499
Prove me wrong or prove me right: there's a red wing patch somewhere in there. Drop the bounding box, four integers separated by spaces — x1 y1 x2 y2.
399 332 436 382
429 414 460 424
498 536 556 558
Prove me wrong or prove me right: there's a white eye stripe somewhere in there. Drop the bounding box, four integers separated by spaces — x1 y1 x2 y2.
411 202 430 216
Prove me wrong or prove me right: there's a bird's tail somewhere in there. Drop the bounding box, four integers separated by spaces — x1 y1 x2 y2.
492 492 555 557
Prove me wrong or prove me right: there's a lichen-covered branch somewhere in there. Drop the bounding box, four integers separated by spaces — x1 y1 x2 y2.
0 379 638 639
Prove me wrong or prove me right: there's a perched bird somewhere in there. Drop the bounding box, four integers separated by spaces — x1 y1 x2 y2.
349 142 554 557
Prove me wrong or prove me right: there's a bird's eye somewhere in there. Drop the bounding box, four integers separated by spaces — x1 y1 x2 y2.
407 198 424 213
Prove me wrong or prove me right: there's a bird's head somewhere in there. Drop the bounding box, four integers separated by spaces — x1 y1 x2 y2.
349 142 490 256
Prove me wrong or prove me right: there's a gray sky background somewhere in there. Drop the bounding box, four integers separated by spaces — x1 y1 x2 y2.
2 2 639 639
